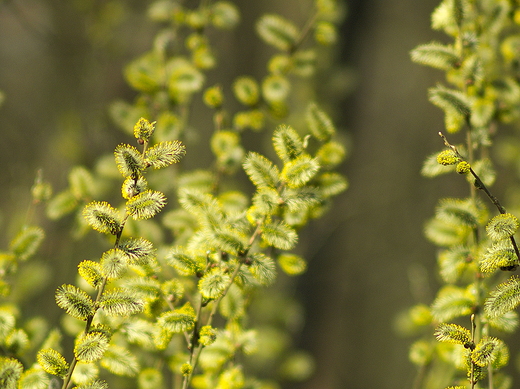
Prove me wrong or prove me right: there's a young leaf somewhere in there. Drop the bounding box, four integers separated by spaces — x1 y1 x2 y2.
485 276 520 318
157 302 196 333
0 357 23 389
305 102 335 141
145 140 186 169
100 248 128 280
114 144 145 178
278 253 307 275
9 225 44 261
37 349 69 377
261 220 298 250
434 323 472 347
126 190 167 220
101 345 139 377
55 284 95 321
243 152 280 188
281 155 320 188
83 201 122 235
272 124 304 163
199 269 231 299
256 14 299 51
410 42 459 70
78 260 103 289
100 289 144 317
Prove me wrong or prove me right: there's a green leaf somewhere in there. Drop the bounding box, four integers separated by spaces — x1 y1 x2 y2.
37 349 69 378
126 190 167 220
485 276 520 318
199 269 231 299
83 201 122 235
272 124 304 163
233 76 259 106
55 284 95 320
0 357 23 389
243 152 280 188
100 289 144 316
101 345 139 377
114 144 145 178
78 260 103 289
278 253 307 275
157 302 196 333
261 220 298 250
281 155 320 188
9 225 44 261
410 42 459 70
256 14 299 51
429 85 471 116
74 328 111 362
145 140 186 169
100 248 128 280
434 323 472 346
305 102 335 141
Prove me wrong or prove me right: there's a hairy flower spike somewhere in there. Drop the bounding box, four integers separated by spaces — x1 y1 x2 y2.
434 323 472 347
486 213 519 241
83 201 122 235
436 149 459 165
37 349 69 378
134 117 155 143
199 325 217 346
456 161 470 174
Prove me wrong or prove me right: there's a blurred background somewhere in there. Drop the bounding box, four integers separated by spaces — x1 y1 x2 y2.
0 0 500 388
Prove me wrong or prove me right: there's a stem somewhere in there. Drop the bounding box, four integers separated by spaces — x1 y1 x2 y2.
439 132 520 264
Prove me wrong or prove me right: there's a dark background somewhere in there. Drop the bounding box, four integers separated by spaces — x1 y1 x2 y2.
0 0 495 388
